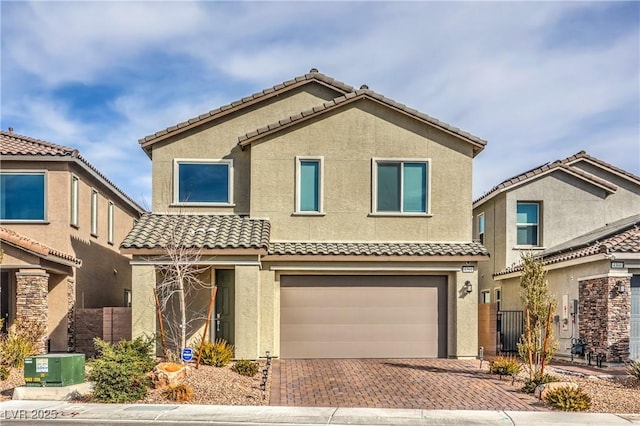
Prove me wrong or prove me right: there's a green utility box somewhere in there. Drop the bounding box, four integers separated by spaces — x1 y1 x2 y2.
24 354 85 387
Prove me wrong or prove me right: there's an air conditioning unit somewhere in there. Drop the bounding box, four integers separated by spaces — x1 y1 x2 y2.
24 354 85 387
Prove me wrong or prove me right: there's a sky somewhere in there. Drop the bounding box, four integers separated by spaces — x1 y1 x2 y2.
1 1 639 208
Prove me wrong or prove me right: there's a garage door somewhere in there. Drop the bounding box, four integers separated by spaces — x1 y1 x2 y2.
280 275 447 358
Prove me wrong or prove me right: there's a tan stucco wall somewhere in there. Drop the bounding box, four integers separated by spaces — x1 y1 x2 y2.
131 264 157 351
150 85 343 214
250 101 474 242
234 264 260 359
450 270 479 358
47 274 68 352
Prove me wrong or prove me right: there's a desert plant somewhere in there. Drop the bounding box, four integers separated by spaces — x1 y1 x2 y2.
489 356 521 377
88 336 155 403
232 359 259 377
199 339 234 367
162 383 194 402
0 364 9 381
629 360 640 380
0 319 46 368
522 372 558 394
544 386 592 411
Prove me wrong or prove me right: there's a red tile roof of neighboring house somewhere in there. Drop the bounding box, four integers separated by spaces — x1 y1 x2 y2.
268 241 489 257
0 130 145 213
139 69 487 157
238 89 487 156
495 214 640 277
473 152 625 206
138 69 354 152
0 226 82 267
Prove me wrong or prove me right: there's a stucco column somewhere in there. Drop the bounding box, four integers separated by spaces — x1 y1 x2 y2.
16 269 48 354
234 265 260 359
131 264 157 353
454 270 479 359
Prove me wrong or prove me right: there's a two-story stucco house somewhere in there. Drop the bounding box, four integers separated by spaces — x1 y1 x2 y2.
473 152 640 362
122 69 489 360
0 130 145 352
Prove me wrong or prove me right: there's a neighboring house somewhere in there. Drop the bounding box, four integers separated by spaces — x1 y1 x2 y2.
0 130 145 353
473 152 640 362
122 69 489 360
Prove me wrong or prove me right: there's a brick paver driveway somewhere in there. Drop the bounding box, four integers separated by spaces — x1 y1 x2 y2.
271 359 546 410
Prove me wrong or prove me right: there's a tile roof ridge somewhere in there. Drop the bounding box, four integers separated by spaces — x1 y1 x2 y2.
139 69 355 146
560 150 640 183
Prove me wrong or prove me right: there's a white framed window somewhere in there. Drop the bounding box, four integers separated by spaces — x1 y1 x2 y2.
91 189 99 236
516 202 540 246
107 201 114 244
70 175 79 227
0 171 46 221
481 290 491 304
295 156 324 214
372 158 430 214
477 213 485 244
124 289 132 307
173 159 233 205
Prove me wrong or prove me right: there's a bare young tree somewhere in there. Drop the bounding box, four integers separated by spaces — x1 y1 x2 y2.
152 215 216 360
517 252 557 381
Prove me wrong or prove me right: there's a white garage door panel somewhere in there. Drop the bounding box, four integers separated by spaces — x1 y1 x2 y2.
280 275 447 359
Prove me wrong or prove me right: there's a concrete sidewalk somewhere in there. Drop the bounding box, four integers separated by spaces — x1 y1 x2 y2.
1 400 639 425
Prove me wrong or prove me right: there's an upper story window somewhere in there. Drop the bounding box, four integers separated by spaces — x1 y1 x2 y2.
295 157 323 214
373 159 430 214
91 189 99 236
481 290 491 304
516 202 539 246
174 159 233 205
0 172 46 221
107 201 114 245
477 213 485 244
70 175 79 227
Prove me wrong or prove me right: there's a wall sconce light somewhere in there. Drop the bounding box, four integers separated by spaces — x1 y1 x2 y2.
465 281 473 293
617 280 626 294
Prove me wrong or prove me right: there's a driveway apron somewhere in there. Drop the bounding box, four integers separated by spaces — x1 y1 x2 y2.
271 359 546 410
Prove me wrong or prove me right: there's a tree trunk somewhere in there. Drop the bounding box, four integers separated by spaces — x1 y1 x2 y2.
525 306 534 381
540 302 554 377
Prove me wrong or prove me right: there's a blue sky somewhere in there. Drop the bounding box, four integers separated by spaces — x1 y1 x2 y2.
2 1 639 208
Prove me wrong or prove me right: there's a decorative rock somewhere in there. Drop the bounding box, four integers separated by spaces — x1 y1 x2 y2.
534 381 578 400
152 362 189 389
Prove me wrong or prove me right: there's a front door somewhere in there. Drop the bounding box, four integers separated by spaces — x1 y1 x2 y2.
631 275 640 361
213 269 234 346
0 271 9 333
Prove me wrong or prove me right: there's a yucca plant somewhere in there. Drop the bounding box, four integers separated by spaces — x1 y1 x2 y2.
544 386 591 411
629 360 640 380
232 359 259 377
200 339 234 367
489 356 521 378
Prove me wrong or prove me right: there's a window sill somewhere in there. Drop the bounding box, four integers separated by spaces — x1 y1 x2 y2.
513 246 546 251
0 220 48 224
292 212 326 216
91 233 99 239
70 224 80 229
368 212 432 218
170 203 236 207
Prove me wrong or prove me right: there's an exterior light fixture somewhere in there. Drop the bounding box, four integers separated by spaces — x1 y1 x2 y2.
617 280 626 294
465 281 473 293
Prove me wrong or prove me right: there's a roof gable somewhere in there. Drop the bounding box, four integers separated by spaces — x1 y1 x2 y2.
1 130 145 214
238 89 487 156
473 151 630 207
138 69 354 153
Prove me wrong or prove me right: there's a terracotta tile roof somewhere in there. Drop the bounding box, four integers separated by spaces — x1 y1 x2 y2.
0 130 145 213
120 214 271 251
495 214 640 276
474 152 622 206
238 89 487 155
268 241 489 257
0 226 82 267
138 69 354 150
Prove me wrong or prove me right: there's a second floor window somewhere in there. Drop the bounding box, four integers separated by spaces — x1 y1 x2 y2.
70 175 79 227
0 172 45 221
477 213 485 244
91 189 99 236
296 157 323 213
516 202 539 246
174 159 233 205
373 159 429 214
107 201 114 244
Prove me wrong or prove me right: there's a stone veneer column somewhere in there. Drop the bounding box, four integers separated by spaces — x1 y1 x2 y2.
15 269 49 354
579 276 631 363
66 277 76 352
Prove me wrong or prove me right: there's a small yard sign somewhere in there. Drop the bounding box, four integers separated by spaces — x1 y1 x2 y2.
181 348 193 362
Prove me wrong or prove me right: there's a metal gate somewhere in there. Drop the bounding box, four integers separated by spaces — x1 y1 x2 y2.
498 311 524 354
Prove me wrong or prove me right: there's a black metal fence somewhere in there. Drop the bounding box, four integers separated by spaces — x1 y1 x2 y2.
497 310 524 354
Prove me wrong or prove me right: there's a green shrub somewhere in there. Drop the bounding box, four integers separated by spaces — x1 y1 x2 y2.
88 336 155 403
629 360 640 380
232 359 259 377
162 383 194 402
544 386 592 411
489 356 521 377
0 364 9 381
200 339 234 367
0 319 46 368
522 372 558 394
